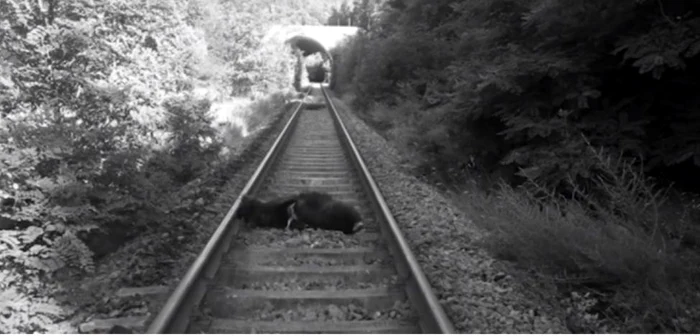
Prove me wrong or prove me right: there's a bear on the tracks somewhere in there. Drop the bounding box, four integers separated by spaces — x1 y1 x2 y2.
288 191 364 235
235 191 364 234
235 194 301 230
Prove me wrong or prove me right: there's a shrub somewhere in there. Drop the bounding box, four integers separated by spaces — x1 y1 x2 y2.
330 34 363 93
162 96 221 184
242 91 293 133
293 48 310 91
464 142 700 332
331 0 700 196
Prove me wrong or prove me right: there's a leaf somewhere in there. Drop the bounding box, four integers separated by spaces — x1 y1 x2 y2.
19 226 44 244
28 244 48 255
0 232 21 250
33 178 59 192
32 302 66 318
685 39 700 58
673 151 695 165
50 205 96 220
32 313 52 326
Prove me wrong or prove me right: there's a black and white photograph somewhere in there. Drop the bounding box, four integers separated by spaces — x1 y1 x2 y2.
1 0 699 334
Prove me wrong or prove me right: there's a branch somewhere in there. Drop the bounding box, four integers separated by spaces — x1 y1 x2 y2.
657 0 677 26
47 0 56 25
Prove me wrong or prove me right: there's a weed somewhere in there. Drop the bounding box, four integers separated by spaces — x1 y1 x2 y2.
460 142 700 332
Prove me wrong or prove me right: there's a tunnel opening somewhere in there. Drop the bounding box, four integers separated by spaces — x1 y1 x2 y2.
304 52 330 83
286 35 332 89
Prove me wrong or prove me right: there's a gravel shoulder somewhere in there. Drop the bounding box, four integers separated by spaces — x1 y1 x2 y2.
330 94 570 333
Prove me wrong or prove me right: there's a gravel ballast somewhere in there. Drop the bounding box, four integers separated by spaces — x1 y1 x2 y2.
249 301 414 322
233 227 380 249
237 275 402 291
254 254 391 267
330 95 570 333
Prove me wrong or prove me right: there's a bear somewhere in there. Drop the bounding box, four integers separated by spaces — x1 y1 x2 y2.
288 191 364 235
235 194 300 230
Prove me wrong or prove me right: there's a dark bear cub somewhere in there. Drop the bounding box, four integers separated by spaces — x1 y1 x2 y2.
235 194 300 229
289 191 364 234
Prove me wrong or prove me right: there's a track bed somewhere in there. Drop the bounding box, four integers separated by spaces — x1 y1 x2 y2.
147 85 453 334
189 90 416 334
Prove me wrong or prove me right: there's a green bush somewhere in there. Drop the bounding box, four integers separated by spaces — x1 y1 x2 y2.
162 96 221 184
461 142 700 332
332 0 700 194
0 0 309 276
242 91 294 133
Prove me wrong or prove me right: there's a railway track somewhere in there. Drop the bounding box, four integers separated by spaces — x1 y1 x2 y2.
146 84 455 334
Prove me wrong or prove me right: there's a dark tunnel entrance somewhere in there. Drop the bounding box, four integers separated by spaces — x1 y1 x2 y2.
285 35 332 89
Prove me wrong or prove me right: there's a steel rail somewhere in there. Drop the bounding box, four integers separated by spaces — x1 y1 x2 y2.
146 89 311 334
320 85 456 334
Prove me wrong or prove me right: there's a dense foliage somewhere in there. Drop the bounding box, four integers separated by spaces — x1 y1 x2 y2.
330 0 700 332
327 0 379 29
0 0 374 332
0 0 346 305
334 0 700 194
0 0 348 332
2 0 203 273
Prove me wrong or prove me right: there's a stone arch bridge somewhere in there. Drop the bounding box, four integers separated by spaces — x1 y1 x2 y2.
262 24 359 60
262 25 359 86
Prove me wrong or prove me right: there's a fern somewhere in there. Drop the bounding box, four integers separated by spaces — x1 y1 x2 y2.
15 245 65 273
1 228 65 273
5 189 47 222
0 285 73 334
52 230 95 274
0 232 20 251
614 18 699 79
18 226 42 244
1 225 94 274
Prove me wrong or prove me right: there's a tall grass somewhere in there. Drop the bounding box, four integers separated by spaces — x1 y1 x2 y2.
459 142 700 332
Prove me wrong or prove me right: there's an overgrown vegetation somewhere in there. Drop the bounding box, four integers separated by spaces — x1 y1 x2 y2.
467 144 700 332
0 0 345 332
329 0 700 332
